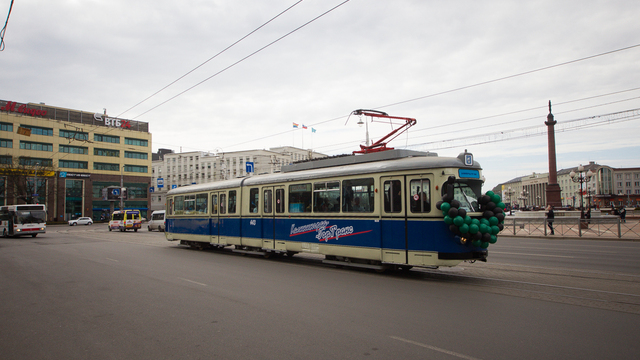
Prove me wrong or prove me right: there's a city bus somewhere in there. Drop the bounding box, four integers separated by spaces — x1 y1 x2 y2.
0 204 47 237
108 210 142 232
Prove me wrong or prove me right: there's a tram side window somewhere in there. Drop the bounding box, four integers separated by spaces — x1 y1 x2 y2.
196 193 208 214
384 180 402 213
228 190 237 214
211 194 217 214
184 194 196 214
313 181 340 213
264 190 272 214
249 188 259 213
343 178 374 212
275 189 285 213
289 183 311 213
410 179 431 213
220 194 226 214
168 198 173 215
174 196 184 215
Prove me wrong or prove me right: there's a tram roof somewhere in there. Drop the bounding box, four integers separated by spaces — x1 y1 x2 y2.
167 150 482 195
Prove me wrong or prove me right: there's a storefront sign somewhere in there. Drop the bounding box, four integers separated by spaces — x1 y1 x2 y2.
93 113 131 129
1 101 48 117
59 172 91 178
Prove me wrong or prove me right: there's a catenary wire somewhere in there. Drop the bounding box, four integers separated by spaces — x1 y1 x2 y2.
116 0 305 118
0 0 15 51
132 0 352 120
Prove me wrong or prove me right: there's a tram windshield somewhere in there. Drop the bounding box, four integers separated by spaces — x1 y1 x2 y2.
453 180 482 212
16 210 46 224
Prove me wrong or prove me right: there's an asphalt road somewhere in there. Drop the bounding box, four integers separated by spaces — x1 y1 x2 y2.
1 225 639 360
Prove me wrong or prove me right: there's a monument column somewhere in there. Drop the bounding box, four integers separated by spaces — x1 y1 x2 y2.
545 101 562 207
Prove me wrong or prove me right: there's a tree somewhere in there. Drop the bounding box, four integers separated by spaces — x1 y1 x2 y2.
0 157 55 205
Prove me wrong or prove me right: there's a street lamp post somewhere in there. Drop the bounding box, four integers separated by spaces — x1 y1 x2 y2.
33 162 40 204
518 189 529 209
570 164 593 215
505 186 516 214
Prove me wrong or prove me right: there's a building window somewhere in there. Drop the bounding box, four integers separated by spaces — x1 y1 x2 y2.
59 129 88 141
94 162 119 171
0 155 11 164
124 151 148 160
20 141 53 152
124 165 148 173
94 148 120 157
20 157 52 167
20 125 53 136
59 160 88 169
124 138 148 147
94 134 120 143
0 138 12 148
0 122 13 132
60 145 88 154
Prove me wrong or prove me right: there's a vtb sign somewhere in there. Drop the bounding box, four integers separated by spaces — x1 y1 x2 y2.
94 113 131 129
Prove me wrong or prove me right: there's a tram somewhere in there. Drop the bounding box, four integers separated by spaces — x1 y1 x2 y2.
165 149 492 270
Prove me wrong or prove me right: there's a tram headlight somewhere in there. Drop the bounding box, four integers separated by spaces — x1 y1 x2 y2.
457 235 468 245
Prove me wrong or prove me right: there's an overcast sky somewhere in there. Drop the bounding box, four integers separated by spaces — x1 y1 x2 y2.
2 0 639 190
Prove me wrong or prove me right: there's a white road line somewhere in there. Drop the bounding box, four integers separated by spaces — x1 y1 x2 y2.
390 336 482 360
490 251 574 258
105 258 119 262
178 277 207 287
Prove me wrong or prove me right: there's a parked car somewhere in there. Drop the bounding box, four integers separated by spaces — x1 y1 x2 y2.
69 217 93 226
147 210 165 232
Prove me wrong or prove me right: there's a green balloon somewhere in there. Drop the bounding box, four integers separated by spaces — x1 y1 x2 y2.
459 224 469 234
471 218 480 225
472 240 482 247
440 202 451 214
489 235 497 244
497 202 506 210
479 224 490 234
480 218 490 226
481 242 489 249
491 194 501 204
469 224 479 234
453 216 464 226
464 216 472 225
489 216 499 226
486 191 495 197
444 215 453 225
491 225 500 235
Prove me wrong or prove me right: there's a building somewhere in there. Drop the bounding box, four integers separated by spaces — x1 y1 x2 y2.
613 167 640 207
0 99 152 221
149 146 326 212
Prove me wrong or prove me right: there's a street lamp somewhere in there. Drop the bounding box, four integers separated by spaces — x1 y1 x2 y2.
570 164 593 213
504 186 516 214
33 162 40 204
518 189 529 209
356 116 370 146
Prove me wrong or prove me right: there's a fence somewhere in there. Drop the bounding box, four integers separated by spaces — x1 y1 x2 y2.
502 216 640 239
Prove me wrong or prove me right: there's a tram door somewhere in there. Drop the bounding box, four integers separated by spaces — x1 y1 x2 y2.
210 191 229 246
406 174 434 266
262 186 286 251
380 176 407 265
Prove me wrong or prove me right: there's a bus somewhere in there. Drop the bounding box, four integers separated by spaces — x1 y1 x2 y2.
108 210 142 232
0 204 47 237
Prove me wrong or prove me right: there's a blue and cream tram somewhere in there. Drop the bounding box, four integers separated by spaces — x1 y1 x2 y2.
165 150 489 270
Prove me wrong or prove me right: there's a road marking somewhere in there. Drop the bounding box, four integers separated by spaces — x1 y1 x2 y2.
105 258 119 262
489 251 574 258
390 336 482 360
178 277 207 287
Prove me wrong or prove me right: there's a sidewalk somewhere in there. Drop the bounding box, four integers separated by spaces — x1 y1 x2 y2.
499 217 640 241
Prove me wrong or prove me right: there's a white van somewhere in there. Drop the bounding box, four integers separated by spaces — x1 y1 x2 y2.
147 210 166 232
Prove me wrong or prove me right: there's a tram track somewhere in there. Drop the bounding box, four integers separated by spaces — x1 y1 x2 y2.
413 262 640 314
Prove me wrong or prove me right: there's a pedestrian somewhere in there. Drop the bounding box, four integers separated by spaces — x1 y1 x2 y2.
546 205 555 235
619 206 626 223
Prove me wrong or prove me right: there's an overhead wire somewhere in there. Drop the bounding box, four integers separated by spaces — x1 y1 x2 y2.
131 0 352 120
116 0 306 118
0 0 15 51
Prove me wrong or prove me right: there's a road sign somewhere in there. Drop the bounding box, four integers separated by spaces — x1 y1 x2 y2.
157 178 164 188
246 162 254 173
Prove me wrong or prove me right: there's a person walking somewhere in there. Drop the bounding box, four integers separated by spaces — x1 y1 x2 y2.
546 205 555 235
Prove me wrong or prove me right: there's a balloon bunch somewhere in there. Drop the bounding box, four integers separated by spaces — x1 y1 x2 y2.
436 191 506 249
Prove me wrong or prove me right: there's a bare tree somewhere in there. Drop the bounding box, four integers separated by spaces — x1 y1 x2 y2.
0 157 54 205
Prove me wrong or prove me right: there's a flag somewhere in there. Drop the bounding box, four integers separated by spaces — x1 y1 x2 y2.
292 123 299 128
302 124 307 129
312 128 316 133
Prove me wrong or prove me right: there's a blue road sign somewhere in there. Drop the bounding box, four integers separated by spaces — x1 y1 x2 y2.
246 162 254 173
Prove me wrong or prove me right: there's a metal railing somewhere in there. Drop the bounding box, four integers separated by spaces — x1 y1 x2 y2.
502 216 640 239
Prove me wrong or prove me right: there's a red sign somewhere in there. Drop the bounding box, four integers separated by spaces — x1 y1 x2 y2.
1 101 48 117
